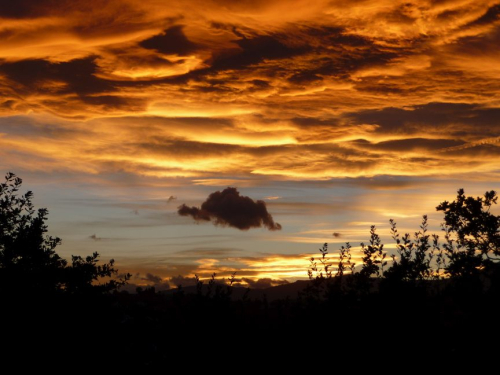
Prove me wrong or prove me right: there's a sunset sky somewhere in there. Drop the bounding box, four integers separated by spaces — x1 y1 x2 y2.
1 0 499 289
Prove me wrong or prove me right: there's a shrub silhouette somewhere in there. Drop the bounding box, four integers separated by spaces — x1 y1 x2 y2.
307 188 500 295
384 215 439 286
0 172 129 295
307 226 389 297
356 225 387 293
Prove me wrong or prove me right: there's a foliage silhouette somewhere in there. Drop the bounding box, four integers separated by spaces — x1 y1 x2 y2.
306 243 332 299
0 172 129 295
0 172 66 293
2 175 499 364
383 215 439 287
356 225 387 293
307 189 500 296
65 251 129 294
437 189 500 280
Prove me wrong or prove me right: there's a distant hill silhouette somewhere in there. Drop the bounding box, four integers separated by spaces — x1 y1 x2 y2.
161 279 310 301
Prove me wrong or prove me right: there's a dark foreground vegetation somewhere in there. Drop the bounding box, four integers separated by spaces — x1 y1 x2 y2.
1 172 500 367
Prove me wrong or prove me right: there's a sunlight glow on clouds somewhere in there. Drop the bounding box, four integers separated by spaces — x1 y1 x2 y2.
1 0 499 281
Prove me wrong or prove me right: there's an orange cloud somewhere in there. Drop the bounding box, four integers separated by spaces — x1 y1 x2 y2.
1 0 499 180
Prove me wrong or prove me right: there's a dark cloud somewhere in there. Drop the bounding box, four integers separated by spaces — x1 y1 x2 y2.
465 4 500 28
354 82 406 95
210 33 309 71
291 117 341 128
135 138 240 158
308 26 370 47
0 1 148 41
0 116 83 138
105 116 235 131
127 273 171 291
349 102 500 136
435 8 457 21
441 143 500 157
382 3 421 25
242 278 289 289
178 187 281 231
281 26 403 82
249 79 271 88
104 49 177 69
169 275 198 287
0 0 55 18
286 50 399 84
332 232 341 238
139 25 200 56
355 138 465 152
141 273 162 284
178 204 211 221
0 57 113 96
288 71 323 84
79 95 145 112
450 25 500 55
69 3 150 38
0 0 135 20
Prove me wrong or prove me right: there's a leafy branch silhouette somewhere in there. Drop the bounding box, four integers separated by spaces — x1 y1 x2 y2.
308 189 500 296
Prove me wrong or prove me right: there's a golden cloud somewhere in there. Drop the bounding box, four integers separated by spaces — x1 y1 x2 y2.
0 0 499 181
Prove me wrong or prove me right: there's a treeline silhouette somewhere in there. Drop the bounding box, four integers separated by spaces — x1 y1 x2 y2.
1 172 499 366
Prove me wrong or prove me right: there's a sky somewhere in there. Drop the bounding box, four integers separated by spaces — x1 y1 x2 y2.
1 0 499 289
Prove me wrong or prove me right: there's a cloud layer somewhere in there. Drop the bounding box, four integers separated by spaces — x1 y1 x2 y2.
178 187 281 230
0 0 499 181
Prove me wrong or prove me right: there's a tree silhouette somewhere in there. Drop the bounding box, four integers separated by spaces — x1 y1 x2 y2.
0 172 66 293
437 189 500 279
0 172 129 295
